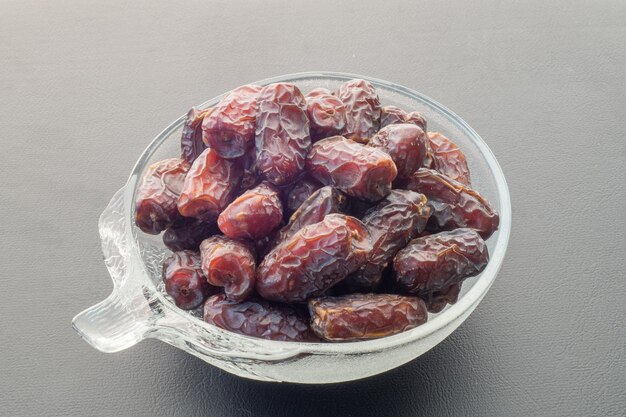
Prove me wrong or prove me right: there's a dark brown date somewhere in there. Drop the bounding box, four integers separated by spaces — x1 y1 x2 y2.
256 214 372 303
422 283 462 313
336 79 381 142
217 181 283 240
255 83 311 185
284 178 322 215
162 218 218 252
177 148 243 222
162 251 216 310
308 294 428 341
180 107 211 164
238 146 261 191
393 228 489 294
305 136 397 201
135 158 190 234
203 294 317 341
380 105 427 132
272 186 347 248
200 235 256 301
427 132 471 185
369 124 428 180
202 84 262 159
305 89 346 141
402 168 499 238
342 190 430 291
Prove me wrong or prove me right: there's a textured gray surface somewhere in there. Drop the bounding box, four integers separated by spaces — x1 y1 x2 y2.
1 0 625 415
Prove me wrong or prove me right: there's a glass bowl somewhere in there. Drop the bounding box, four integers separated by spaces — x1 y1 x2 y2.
72 71 511 384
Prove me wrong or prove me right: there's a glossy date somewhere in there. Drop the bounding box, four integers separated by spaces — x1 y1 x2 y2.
369 123 428 180
427 132 471 185
336 79 381 142
162 251 216 310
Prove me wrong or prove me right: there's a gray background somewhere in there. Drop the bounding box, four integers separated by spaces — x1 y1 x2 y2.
1 0 625 416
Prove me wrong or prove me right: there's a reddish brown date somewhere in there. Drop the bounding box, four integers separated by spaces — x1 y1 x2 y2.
308 294 428 341
180 107 211 164
238 146 261 191
177 148 243 222
305 88 346 141
427 132 471 185
163 251 216 310
162 218 218 252
380 105 427 132
342 190 430 291
256 214 372 303
336 79 381 142
284 178 322 215
135 158 190 234
203 294 317 341
422 283 462 313
255 83 311 185
218 181 283 240
305 136 397 201
200 235 256 301
202 84 262 159
393 228 489 294
369 124 428 180
273 186 347 248
402 168 499 238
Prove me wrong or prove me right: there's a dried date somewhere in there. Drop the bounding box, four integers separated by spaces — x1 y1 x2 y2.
177 148 243 222
256 214 372 303
200 236 256 301
135 158 190 234
306 89 346 140
180 107 211 164
162 251 216 310
393 228 489 294
422 283 462 313
427 132 471 185
380 105 427 132
203 294 317 341
218 181 283 240
369 124 428 179
163 218 218 252
305 136 397 201
202 84 262 159
308 294 428 341
284 178 322 215
336 79 381 142
402 168 499 238
342 190 430 291
255 83 311 185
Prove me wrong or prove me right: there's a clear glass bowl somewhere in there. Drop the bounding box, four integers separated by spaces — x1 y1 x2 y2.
72 72 511 384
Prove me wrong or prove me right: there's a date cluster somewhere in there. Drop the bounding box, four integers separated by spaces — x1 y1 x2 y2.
135 79 499 342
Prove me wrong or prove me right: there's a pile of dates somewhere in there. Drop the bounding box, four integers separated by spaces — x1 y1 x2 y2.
135 79 499 342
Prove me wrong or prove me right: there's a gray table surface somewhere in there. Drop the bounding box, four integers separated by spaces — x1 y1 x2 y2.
2 0 625 416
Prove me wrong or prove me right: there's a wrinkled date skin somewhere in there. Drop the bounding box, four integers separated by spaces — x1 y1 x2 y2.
342 190 430 291
202 85 262 159
256 214 372 303
162 218 218 252
305 88 347 141
203 294 317 341
308 294 428 341
273 186 347 248
369 124 428 180
422 283 462 313
135 158 190 234
239 147 261 191
180 107 211 164
178 148 243 222
393 228 489 294
255 83 311 185
380 105 427 132
284 178 322 215
402 168 499 238
218 181 283 240
162 251 216 310
427 132 471 185
336 79 381 142
200 236 256 301
305 136 397 201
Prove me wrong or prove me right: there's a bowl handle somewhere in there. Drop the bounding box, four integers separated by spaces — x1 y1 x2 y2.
73 185 154 352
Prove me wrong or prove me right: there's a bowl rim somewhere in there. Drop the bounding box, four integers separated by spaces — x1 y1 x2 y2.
127 71 512 355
